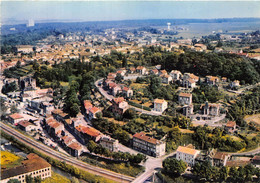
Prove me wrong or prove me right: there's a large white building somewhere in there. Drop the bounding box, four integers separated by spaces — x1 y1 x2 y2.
133 132 165 157
176 146 200 166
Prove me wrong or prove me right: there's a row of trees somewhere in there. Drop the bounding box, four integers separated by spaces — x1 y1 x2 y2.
87 140 146 164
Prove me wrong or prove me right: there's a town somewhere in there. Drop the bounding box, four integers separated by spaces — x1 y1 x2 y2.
1 5 260 183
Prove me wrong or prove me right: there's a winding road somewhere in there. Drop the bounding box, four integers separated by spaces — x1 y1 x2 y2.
0 122 135 183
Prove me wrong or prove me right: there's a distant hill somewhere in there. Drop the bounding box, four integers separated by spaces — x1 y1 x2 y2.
2 18 260 35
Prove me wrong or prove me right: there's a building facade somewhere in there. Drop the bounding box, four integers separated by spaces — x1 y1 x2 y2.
133 132 165 157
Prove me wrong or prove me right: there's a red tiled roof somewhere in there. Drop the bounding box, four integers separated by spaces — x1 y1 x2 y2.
9 113 24 119
177 146 199 156
133 132 163 145
68 142 82 150
89 107 101 114
84 100 93 109
76 125 101 137
113 97 125 104
179 93 192 98
18 120 33 128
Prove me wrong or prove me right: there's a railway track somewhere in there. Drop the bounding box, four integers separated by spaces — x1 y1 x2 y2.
0 122 135 183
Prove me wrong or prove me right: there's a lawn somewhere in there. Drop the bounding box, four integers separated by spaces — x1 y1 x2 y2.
130 83 148 90
103 117 127 126
1 151 23 169
42 171 71 183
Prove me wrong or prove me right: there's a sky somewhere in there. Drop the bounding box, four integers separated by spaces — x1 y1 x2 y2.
2 1 260 24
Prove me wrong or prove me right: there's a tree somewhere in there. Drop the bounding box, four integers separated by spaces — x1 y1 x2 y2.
10 104 19 114
25 175 33 183
87 140 97 153
163 158 187 177
34 176 41 183
123 108 136 119
0 98 8 117
219 166 228 181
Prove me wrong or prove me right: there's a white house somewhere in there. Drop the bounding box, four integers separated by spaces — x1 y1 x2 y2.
153 99 167 113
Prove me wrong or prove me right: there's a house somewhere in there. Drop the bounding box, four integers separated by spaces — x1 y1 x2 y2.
19 76 36 91
122 87 133 98
251 156 260 168
133 132 165 157
230 80 240 88
153 99 167 113
183 73 199 82
182 78 196 88
89 107 102 120
111 97 129 115
150 69 159 75
170 70 182 80
84 100 93 114
136 66 146 75
45 118 64 137
100 136 119 152
75 125 102 143
206 76 219 85
178 93 192 105
183 104 194 116
161 74 172 84
222 77 227 82
159 70 167 76
200 102 220 116
225 121 236 133
128 67 136 74
8 113 24 125
176 146 200 166
67 142 83 157
212 152 230 167
18 120 36 132
1 154 51 183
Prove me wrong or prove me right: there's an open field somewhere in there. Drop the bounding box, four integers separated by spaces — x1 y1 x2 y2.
0 151 23 169
42 171 71 183
244 114 260 125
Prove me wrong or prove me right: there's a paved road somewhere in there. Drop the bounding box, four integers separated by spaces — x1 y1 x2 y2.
132 151 176 183
95 79 162 116
0 122 135 183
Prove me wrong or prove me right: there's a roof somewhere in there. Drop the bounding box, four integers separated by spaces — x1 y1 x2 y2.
84 100 93 109
1 154 51 180
52 109 63 115
133 132 163 145
213 152 229 160
226 160 250 167
68 142 82 150
18 120 34 128
136 66 145 70
154 99 166 104
9 113 24 119
113 97 125 104
251 156 260 165
179 93 192 98
226 121 236 128
176 146 199 156
89 107 101 114
76 125 101 137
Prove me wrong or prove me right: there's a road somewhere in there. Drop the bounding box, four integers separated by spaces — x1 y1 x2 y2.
132 151 176 183
230 147 260 156
0 122 135 183
95 79 162 116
